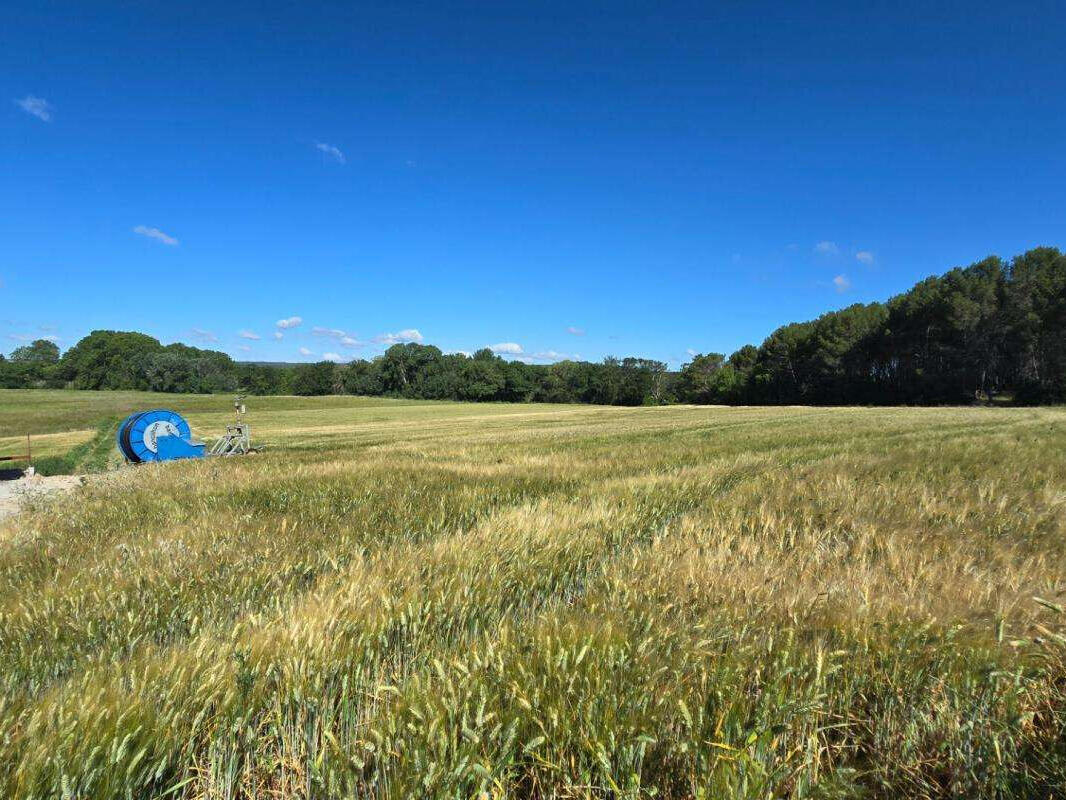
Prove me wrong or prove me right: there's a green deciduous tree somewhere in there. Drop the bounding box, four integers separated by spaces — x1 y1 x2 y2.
291 361 336 396
677 353 725 404
10 339 60 364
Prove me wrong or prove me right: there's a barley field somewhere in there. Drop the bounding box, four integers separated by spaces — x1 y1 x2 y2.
1 391 1065 798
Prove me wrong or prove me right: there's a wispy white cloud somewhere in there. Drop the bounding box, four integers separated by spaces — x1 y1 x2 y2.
315 142 346 164
15 95 52 121
8 333 60 342
312 326 346 338
191 327 218 343
531 350 576 362
276 316 303 329
133 225 179 246
236 344 252 352
855 250 875 265
566 326 585 336
447 349 472 357
814 241 840 256
311 327 364 347
322 352 344 362
686 348 699 357
298 346 313 356
238 330 261 340
833 274 851 293
489 342 523 355
273 331 283 341
376 328 423 344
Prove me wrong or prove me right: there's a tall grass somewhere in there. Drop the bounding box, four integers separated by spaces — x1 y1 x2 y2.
0 400 1064 797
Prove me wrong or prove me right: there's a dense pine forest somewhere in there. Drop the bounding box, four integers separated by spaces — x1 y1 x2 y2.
3 247 1064 405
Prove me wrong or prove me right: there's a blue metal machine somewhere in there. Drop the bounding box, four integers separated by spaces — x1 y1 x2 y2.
117 399 259 464
116 409 206 463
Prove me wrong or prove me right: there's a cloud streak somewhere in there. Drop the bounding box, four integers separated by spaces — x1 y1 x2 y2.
531 350 576 362
133 225 179 246
8 333 60 342
375 328 423 344
833 274 851 293
814 241 840 255
191 327 218 342
566 326 585 336
310 326 365 348
238 330 261 340
276 316 303 329
315 142 346 164
312 326 347 338
15 95 52 121
855 250 875 265
489 342 523 355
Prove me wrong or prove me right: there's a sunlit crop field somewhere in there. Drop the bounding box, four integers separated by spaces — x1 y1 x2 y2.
1 390 1065 798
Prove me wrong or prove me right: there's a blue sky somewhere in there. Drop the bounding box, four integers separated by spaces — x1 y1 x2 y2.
3 1 1064 366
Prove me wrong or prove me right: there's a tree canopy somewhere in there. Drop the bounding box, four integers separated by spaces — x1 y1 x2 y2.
9 339 60 364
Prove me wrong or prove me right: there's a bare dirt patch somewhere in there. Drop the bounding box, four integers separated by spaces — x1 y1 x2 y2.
0 473 86 520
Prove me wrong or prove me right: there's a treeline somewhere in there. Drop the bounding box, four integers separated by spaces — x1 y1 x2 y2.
3 247 1064 405
0 330 674 405
709 246 1066 405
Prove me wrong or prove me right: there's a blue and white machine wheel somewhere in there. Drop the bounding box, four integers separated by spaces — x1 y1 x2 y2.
115 413 141 456
117 409 193 463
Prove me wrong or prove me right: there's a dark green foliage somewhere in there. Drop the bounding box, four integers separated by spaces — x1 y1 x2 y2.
676 353 725 404
676 247 1066 405
458 357 504 401
234 363 290 395
9 339 60 364
340 359 384 396
1003 247 1066 403
0 339 64 388
57 330 164 389
291 361 337 396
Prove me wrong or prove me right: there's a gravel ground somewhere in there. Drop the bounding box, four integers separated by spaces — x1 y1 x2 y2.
0 473 86 520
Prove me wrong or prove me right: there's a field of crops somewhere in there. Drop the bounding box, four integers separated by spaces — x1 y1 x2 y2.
1 390 1065 798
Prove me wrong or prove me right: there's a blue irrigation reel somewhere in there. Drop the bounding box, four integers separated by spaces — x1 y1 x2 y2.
116 409 205 463
117 399 258 464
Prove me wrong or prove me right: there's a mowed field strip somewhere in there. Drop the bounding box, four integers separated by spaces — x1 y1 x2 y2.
1 390 1065 797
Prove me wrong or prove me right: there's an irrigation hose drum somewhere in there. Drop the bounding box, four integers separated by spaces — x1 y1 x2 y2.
116 399 259 463
116 409 204 463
